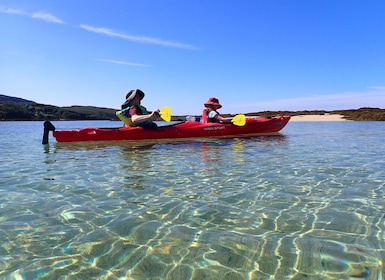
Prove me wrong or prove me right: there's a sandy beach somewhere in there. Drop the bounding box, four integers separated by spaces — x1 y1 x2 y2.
289 114 347 122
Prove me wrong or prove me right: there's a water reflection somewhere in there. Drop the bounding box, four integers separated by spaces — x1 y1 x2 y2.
50 133 288 152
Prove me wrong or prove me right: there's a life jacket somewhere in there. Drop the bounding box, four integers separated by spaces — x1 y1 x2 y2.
202 109 209 123
116 110 135 126
206 109 220 123
116 105 154 127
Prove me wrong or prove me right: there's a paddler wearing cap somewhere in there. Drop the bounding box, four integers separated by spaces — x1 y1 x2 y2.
120 89 160 128
203 97 232 124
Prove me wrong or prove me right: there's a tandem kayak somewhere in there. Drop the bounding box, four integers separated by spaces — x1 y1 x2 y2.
43 116 290 143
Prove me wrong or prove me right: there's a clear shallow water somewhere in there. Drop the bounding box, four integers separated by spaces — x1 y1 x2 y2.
0 120 384 279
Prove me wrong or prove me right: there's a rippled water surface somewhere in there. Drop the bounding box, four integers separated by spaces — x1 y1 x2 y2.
0 120 384 279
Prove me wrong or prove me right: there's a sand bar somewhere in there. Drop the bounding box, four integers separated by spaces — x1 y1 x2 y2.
289 114 347 122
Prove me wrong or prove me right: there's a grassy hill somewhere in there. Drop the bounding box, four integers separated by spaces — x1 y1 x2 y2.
0 94 118 121
1 94 385 121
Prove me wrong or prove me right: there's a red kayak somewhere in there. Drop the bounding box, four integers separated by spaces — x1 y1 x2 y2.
45 116 290 143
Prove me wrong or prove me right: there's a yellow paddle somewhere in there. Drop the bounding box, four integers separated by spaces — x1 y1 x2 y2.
159 106 172 122
231 114 246 126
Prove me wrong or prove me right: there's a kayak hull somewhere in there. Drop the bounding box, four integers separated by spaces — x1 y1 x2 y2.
53 116 290 143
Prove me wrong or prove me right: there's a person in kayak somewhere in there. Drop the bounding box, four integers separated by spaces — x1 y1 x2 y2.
120 89 160 128
203 97 232 123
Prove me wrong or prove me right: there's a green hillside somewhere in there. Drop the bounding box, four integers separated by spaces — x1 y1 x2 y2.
0 94 118 121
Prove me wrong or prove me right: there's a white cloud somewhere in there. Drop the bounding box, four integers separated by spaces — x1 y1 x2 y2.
94 58 151 67
1 7 194 48
233 87 385 112
0 7 65 24
80 24 196 49
31 11 65 24
368 86 385 90
0 7 27 15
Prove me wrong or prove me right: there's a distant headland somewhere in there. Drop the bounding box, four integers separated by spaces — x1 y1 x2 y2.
1 94 384 121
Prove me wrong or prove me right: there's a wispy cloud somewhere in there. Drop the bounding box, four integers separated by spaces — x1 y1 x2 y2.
368 86 385 90
80 24 196 50
233 87 385 112
0 7 65 24
94 58 151 67
0 7 26 15
1 7 194 49
31 11 65 24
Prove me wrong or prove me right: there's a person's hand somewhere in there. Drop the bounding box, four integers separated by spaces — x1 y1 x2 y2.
151 109 160 117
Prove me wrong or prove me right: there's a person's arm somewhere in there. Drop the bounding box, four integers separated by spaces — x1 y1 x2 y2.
130 107 160 124
215 113 232 123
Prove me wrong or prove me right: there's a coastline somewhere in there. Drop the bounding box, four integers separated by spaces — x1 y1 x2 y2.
289 114 347 122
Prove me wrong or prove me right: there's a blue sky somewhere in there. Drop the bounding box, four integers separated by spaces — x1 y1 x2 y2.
1 1 384 115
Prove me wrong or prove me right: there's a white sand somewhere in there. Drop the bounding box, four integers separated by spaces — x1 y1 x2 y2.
290 114 347 122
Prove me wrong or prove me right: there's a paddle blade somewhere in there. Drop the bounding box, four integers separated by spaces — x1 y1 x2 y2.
231 114 246 126
160 106 172 122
